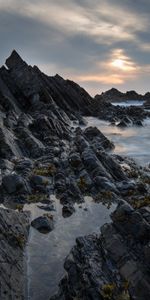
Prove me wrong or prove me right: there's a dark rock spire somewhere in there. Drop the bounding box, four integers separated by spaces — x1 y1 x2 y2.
5 49 27 70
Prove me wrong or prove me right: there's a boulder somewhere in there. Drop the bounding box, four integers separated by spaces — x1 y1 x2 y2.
31 215 54 233
30 175 50 187
62 204 75 218
2 174 30 194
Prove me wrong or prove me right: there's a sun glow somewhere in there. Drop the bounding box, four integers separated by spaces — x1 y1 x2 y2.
110 49 137 72
111 59 125 69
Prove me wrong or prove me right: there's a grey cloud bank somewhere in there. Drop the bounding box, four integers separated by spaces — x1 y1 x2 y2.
0 0 150 95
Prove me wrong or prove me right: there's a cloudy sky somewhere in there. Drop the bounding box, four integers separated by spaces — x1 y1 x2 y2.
0 0 150 96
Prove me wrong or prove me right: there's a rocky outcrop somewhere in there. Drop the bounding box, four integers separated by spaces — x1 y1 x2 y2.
143 98 150 109
2 50 92 117
0 50 149 300
95 88 150 103
51 203 150 300
90 97 150 125
0 208 30 300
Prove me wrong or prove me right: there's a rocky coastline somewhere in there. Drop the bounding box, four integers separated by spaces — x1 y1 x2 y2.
95 87 150 103
0 50 149 299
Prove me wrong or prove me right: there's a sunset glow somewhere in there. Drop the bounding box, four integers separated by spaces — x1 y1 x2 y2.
0 0 150 95
111 59 125 69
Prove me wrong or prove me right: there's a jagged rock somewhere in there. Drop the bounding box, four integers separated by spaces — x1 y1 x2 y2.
117 119 129 127
14 158 33 174
0 74 21 114
51 203 150 300
84 126 114 150
96 151 127 181
94 176 118 193
112 203 150 242
0 159 14 174
0 124 22 159
144 99 150 109
15 126 45 158
134 120 143 126
116 181 136 195
96 87 148 102
0 208 30 300
139 207 150 223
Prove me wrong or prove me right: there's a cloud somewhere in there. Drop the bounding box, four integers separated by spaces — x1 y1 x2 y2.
0 0 150 95
0 0 147 45
74 49 139 84
108 49 138 72
75 74 124 85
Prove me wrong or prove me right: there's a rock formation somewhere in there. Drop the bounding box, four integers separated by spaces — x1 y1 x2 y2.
95 87 150 103
0 50 149 300
51 203 150 300
0 208 30 300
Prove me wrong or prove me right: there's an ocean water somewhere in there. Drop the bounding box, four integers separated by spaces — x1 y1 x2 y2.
84 117 150 166
112 100 144 107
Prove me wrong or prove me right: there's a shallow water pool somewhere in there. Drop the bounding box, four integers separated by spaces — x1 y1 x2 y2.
25 196 116 299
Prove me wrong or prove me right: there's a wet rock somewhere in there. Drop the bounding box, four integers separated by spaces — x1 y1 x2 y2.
0 208 30 300
68 178 83 202
137 182 147 194
52 203 150 300
31 215 54 233
122 116 132 124
97 151 127 181
80 146 111 180
78 169 93 190
15 126 45 158
112 203 134 222
139 206 150 223
0 159 14 174
0 124 22 159
116 180 136 195
62 204 75 218
54 172 67 193
2 173 30 194
112 204 150 242
117 119 129 127
134 120 143 126
94 176 118 193
69 152 82 170
37 204 55 212
14 159 33 171
30 175 50 187
84 126 114 150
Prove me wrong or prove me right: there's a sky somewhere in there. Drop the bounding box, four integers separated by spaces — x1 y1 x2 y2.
0 0 150 96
